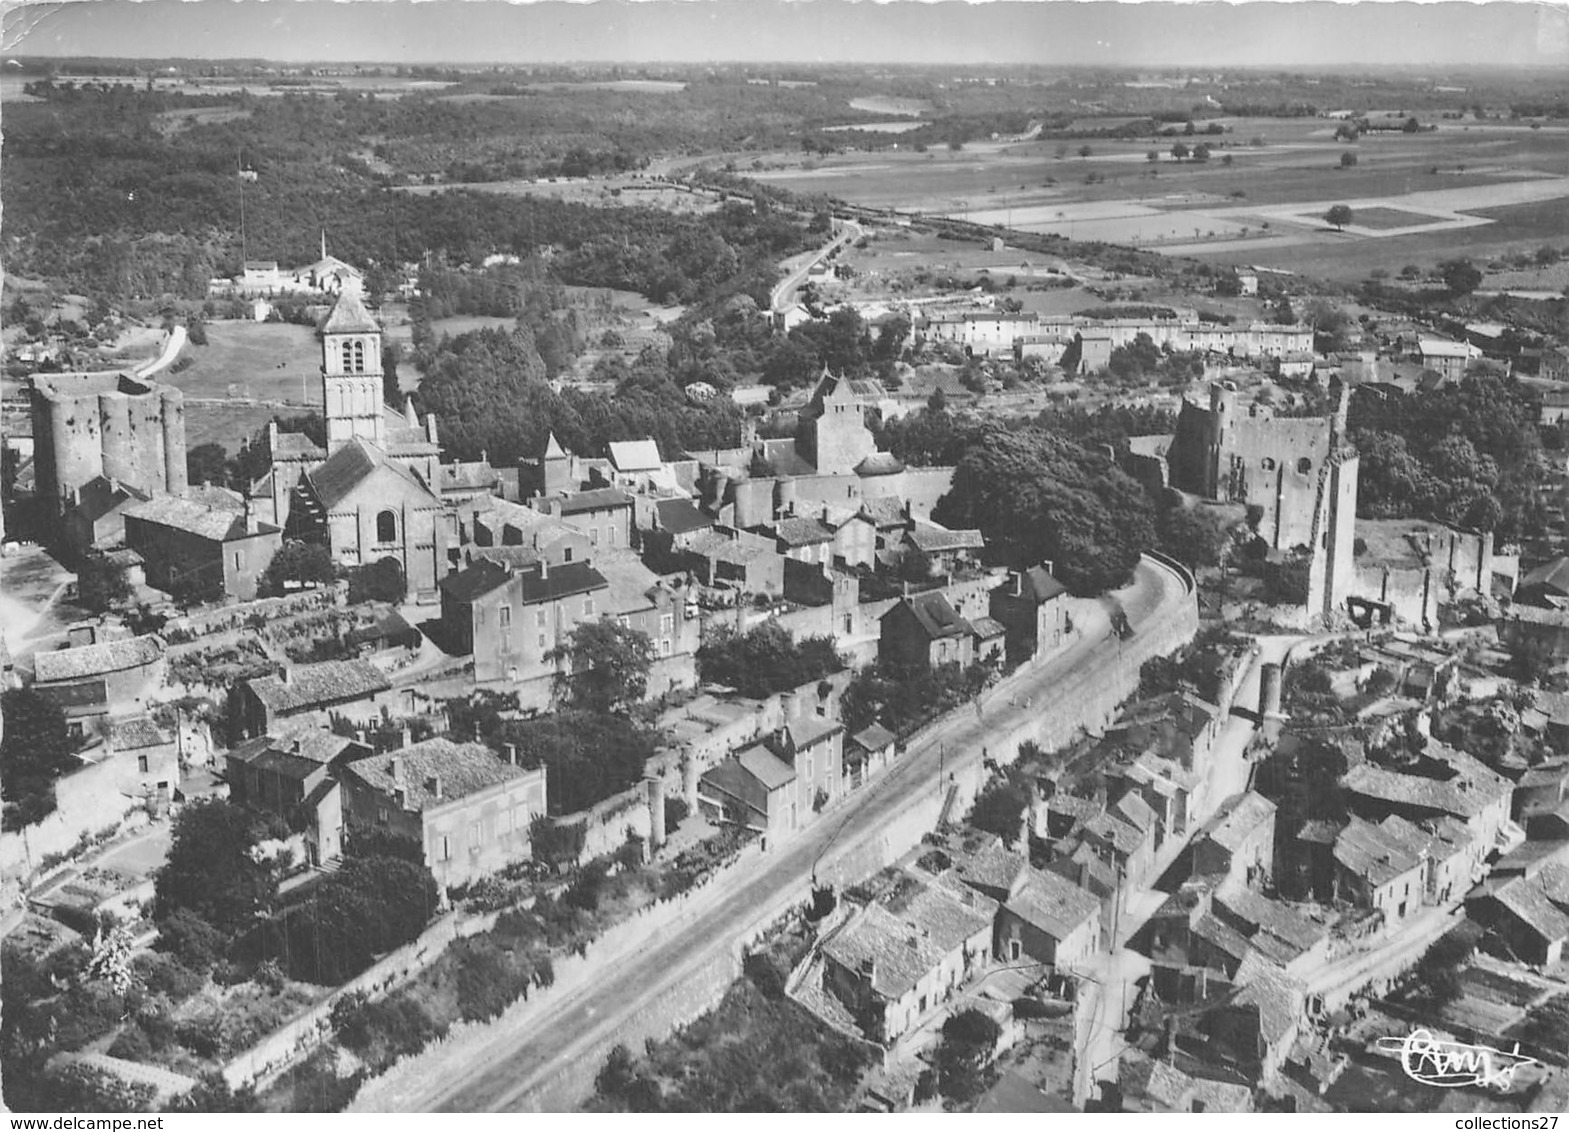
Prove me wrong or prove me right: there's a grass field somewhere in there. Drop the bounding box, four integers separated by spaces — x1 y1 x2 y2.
166 321 323 406
183 401 294 456
1346 206 1441 229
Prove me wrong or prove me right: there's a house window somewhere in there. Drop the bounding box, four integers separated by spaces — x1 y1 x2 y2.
563 547 574 562
583 597 594 617
608 527 617 546
377 806 388 824
1298 457 1313 475
376 509 397 543
537 609 548 628
470 822 482 853
441 835 451 860
233 551 241 572
590 528 599 546
137 755 149 773
499 605 512 629
659 637 671 657
660 613 674 635
1261 457 1276 471
538 633 547 650
618 615 631 629
807 755 814 779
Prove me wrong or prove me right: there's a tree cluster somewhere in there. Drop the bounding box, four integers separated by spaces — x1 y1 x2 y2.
695 622 843 699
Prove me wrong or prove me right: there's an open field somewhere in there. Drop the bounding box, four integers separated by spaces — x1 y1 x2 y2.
1343 206 1439 229
847 95 931 117
183 401 300 454
394 176 727 214
165 321 322 405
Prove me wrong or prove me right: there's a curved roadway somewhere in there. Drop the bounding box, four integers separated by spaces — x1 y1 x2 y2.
374 555 1191 1113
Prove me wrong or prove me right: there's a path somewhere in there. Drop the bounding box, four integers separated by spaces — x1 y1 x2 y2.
360 556 1193 1113
770 219 863 316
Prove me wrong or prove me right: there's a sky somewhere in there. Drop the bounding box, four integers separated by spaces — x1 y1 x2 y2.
4 0 1567 69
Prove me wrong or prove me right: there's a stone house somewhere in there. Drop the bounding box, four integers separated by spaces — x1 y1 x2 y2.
878 592 974 671
1192 792 1277 886
124 495 282 602
229 658 393 741
989 564 1071 666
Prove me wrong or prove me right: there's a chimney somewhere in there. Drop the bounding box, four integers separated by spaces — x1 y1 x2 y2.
110 477 120 495
356 729 367 745
780 690 798 722
401 725 413 748
280 666 294 685
393 784 407 809
391 756 405 783
427 773 443 801
505 743 519 766
539 557 550 580
1013 570 1023 597
1041 560 1054 577
859 956 877 983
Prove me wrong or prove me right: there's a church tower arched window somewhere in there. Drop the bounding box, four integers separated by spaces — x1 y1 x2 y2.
341 340 355 372
352 339 366 373
376 509 397 544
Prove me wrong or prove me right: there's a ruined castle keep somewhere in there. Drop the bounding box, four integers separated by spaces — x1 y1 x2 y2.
1142 383 1359 620
30 372 188 511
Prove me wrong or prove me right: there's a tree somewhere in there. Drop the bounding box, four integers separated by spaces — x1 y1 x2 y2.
1077 145 1093 159
1324 205 1354 232
155 798 282 938
186 442 229 490
937 1008 1001 1101
1439 258 1483 297
546 619 655 714
347 557 406 605
1339 151 1358 169
696 623 842 698
77 550 132 614
0 689 77 832
258 539 335 595
1145 150 1158 163
382 343 403 407
1402 116 1421 133
1192 143 1211 163
933 425 1155 596
1170 142 1190 162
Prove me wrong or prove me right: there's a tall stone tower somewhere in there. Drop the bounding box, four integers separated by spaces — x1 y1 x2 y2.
320 287 386 452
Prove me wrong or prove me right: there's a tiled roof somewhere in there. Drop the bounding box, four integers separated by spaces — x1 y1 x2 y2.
244 659 391 715
1192 912 1252 964
859 496 909 529
970 616 1007 640
608 439 662 472
783 714 843 751
1488 864 1569 941
306 438 437 510
440 460 499 492
73 476 149 523
438 559 511 603
887 591 971 641
1216 885 1326 956
321 289 379 335
343 738 530 811
1005 868 1101 941
271 432 324 459
821 878 994 1001
998 565 1067 604
1113 791 1158 833
773 516 836 547
1084 811 1147 857
467 545 544 571
229 726 358 781
557 487 632 515
108 716 172 751
34 635 164 683
953 836 1028 896
1507 604 1569 627
1332 815 1425 887
1121 1053 1195 1109
126 496 276 542
654 497 713 534
1342 746 1511 819
1201 792 1277 853
908 521 984 554
1232 966 1305 1046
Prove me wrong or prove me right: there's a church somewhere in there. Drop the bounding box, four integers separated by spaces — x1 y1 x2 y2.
249 287 459 600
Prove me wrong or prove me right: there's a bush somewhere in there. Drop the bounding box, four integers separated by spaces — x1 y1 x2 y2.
107 1024 154 1062
664 796 690 835
454 938 529 1023
565 859 610 912
132 952 204 1001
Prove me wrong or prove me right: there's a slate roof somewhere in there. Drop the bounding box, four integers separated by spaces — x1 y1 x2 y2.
608 439 662 472
440 460 499 493
783 714 843 751
849 723 897 754
230 727 358 781
1521 557 1569 595
1232 967 1306 1047
705 741 797 795
1216 885 1326 957
542 431 568 459
1506 604 1569 627
34 635 164 683
1202 792 1277 853
1487 864 1569 942
654 497 714 534
321 289 379 335
517 560 607 605
1005 868 1101 941
1113 791 1158 834
439 559 512 603
73 476 149 522
821 878 994 1001
306 438 436 510
887 591 971 641
343 738 529 811
1341 746 1511 819
1083 811 1147 857
1000 565 1067 604
271 431 325 459
126 496 277 542
908 521 985 554
557 487 632 515
1121 1053 1195 1109
244 659 391 715
973 1071 1076 1114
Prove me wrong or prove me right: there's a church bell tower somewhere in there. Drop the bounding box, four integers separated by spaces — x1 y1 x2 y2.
320 286 386 452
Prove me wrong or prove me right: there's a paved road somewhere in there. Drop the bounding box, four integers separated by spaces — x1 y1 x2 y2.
387 557 1192 1113
769 219 863 316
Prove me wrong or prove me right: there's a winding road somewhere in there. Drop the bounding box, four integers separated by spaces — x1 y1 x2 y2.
359 555 1194 1112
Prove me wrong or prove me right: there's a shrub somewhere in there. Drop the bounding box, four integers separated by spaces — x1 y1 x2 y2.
132 952 203 1001
107 1024 154 1062
664 796 690 835
454 938 528 1023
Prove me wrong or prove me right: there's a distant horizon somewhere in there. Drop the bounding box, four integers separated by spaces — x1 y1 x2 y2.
5 0 1567 69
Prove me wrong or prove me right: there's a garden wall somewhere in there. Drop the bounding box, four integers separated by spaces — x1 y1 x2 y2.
1 756 149 880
